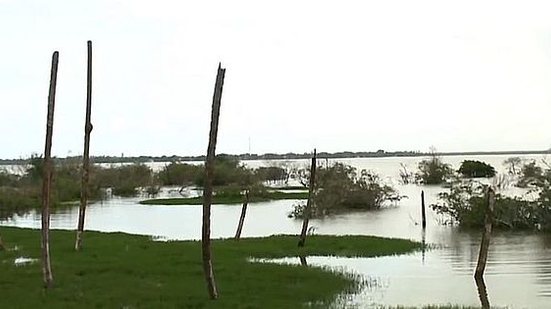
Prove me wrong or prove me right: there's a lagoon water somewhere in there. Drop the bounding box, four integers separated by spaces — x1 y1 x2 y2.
2 154 551 308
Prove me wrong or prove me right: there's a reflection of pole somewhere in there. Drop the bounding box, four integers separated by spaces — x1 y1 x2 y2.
298 149 317 247
421 228 426 264
421 190 427 229
299 255 308 266
475 275 490 309
475 187 495 279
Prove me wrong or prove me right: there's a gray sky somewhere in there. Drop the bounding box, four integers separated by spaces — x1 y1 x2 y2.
1 0 551 159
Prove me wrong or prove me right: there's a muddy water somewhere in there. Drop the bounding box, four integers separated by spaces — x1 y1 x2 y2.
1 154 550 308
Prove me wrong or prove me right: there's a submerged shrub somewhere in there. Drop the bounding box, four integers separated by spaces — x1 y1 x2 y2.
431 179 551 231
416 154 453 185
290 163 403 218
157 162 201 186
94 163 156 197
193 155 255 188
517 160 543 188
458 160 496 178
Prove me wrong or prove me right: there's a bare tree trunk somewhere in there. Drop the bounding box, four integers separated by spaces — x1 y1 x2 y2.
234 190 249 240
298 149 317 247
75 40 93 251
41 51 59 289
202 63 225 300
475 187 495 279
421 190 426 229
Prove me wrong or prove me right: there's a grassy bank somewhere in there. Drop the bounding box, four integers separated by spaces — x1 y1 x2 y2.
140 191 309 205
0 227 419 308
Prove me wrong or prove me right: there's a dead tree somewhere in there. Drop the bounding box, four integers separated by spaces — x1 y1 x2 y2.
234 190 249 240
475 187 495 279
298 149 317 247
201 63 225 300
75 40 93 251
41 51 59 288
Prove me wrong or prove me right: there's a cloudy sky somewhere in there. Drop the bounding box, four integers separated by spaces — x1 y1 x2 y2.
1 0 550 159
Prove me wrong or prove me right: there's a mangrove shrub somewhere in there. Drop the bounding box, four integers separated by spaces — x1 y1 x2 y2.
458 160 496 178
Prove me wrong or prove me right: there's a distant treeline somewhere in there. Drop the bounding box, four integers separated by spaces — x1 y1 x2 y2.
1 149 550 165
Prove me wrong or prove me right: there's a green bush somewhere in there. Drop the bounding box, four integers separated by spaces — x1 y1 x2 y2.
517 160 543 188
290 163 402 218
458 160 496 178
157 162 201 186
255 166 288 184
416 155 453 185
94 163 155 197
193 156 255 188
431 179 551 230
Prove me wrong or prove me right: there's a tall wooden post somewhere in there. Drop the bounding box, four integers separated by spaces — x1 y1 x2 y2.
421 190 427 229
234 190 249 240
475 187 495 279
202 63 225 300
298 149 317 247
41 51 59 288
75 40 93 251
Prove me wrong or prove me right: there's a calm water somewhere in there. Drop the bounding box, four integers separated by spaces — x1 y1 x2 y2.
1 154 550 308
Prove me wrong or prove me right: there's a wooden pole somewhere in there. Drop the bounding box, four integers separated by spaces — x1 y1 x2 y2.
475 275 490 309
298 149 317 247
202 63 225 300
234 190 249 240
41 51 59 289
475 187 495 279
75 40 93 251
421 190 426 229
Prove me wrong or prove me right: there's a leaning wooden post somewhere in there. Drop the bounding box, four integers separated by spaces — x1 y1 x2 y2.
475 275 490 309
421 190 427 229
41 51 59 288
298 149 317 247
75 40 93 251
201 63 225 300
234 190 249 240
475 187 495 279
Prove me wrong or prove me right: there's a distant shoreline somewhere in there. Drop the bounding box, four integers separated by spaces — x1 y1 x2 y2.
1 150 549 165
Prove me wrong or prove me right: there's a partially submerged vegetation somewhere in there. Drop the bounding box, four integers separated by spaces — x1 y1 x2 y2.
289 163 403 219
432 159 551 231
0 155 296 219
412 152 497 185
0 227 419 308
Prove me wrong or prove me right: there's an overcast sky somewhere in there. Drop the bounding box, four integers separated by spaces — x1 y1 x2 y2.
1 0 551 159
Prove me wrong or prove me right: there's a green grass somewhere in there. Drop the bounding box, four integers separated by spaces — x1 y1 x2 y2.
140 191 309 205
0 227 420 308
